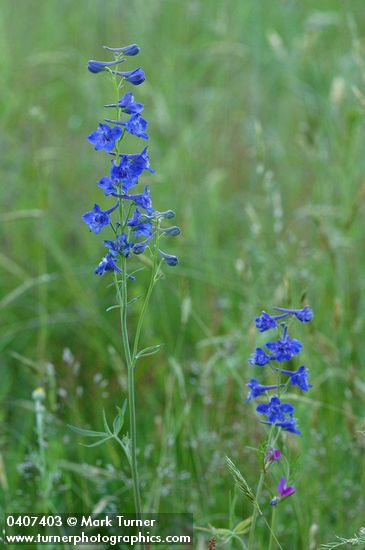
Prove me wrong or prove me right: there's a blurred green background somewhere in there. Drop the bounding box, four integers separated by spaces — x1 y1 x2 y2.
1 0 365 548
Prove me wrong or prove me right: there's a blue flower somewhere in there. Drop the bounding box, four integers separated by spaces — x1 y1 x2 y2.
103 233 134 258
256 396 294 423
112 67 145 85
110 157 139 190
106 115 149 140
87 123 122 152
121 114 149 140
249 347 272 366
274 418 301 436
289 366 312 391
110 149 154 192
95 253 122 275
265 328 303 362
256 311 278 333
126 147 155 174
245 379 281 403
97 176 119 196
273 365 312 391
273 306 313 323
127 208 153 237
103 44 140 56
125 186 154 214
290 366 312 391
158 249 179 266
82 203 118 234
104 92 144 114
84 44 179 276
88 59 125 74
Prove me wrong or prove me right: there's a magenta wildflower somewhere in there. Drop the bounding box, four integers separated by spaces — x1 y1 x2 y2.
270 477 296 506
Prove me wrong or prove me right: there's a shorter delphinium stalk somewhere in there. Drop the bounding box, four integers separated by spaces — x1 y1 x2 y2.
73 43 180 526
246 306 313 549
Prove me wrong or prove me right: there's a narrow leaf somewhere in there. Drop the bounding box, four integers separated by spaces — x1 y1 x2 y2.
233 517 252 534
113 400 127 435
135 344 162 360
81 436 113 448
67 424 108 438
127 295 142 306
106 304 120 312
102 409 112 435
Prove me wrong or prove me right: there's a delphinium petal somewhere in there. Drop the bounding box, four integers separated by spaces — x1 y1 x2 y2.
87 123 123 152
82 203 118 234
256 396 294 424
249 347 272 366
105 92 144 114
112 68 145 85
106 114 149 140
127 208 153 238
95 254 122 275
245 379 282 403
103 233 134 258
264 334 303 362
256 311 280 332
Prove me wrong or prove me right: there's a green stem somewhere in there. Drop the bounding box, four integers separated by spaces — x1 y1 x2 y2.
132 233 160 366
115 269 143 522
127 356 142 518
248 471 265 550
268 506 276 550
248 425 275 550
109 68 144 526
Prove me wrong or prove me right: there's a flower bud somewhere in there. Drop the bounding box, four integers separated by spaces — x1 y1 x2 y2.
158 249 179 266
103 44 140 56
162 226 181 237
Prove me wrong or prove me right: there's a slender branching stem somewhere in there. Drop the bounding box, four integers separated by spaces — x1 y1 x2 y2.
109 70 144 532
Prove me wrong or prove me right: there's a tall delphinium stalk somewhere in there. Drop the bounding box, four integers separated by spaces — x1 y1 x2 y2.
245 306 313 549
72 44 180 521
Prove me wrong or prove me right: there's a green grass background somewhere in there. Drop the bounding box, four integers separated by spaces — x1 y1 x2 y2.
1 0 365 548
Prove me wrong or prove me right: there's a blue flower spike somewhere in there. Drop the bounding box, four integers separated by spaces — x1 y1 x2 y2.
83 44 179 276
246 305 313 437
